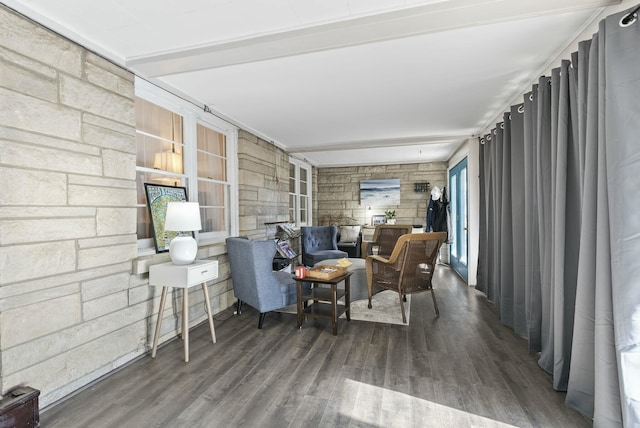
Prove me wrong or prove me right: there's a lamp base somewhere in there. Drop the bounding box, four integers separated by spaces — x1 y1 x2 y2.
169 236 198 265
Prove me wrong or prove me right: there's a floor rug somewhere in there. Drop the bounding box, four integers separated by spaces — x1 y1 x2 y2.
340 291 410 325
278 291 410 326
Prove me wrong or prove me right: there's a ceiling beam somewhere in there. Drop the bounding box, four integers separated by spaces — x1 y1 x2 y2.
127 0 619 77
285 135 471 153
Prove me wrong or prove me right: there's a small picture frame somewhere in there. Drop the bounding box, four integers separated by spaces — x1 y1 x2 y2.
144 183 189 253
372 215 386 226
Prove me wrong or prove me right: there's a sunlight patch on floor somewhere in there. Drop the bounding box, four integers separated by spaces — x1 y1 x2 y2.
341 379 518 427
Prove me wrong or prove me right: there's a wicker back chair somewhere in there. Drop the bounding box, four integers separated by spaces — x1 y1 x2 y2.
365 232 447 323
366 224 413 258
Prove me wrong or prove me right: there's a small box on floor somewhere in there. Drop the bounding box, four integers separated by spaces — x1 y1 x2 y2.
0 386 40 428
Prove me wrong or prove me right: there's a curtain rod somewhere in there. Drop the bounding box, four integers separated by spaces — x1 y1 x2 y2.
620 4 639 26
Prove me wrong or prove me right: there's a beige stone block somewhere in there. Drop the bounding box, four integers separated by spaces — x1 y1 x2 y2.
0 7 82 77
96 207 136 236
83 291 128 321
0 88 81 140
84 61 134 99
0 127 100 156
102 149 136 180
0 139 102 175
239 216 257 232
78 243 137 270
1 303 144 376
81 272 130 301
0 294 81 348
0 283 79 312
60 75 134 124
238 188 258 201
68 174 135 189
239 169 265 187
2 59 58 102
0 241 76 284
0 166 67 206
68 184 136 207
0 46 57 79
237 130 258 144
128 283 154 306
86 52 134 82
83 113 136 138
0 217 96 245
239 158 272 176
0 262 129 300
82 123 136 153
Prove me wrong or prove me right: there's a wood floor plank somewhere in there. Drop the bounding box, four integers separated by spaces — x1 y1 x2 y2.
317 365 363 426
40 265 591 428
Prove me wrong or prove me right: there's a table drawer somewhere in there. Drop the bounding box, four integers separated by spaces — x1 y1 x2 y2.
149 260 218 288
186 263 218 285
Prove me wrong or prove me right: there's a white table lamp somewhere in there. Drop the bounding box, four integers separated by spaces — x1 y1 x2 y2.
164 202 202 265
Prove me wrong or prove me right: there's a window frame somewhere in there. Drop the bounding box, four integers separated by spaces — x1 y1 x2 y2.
289 157 312 227
135 77 238 254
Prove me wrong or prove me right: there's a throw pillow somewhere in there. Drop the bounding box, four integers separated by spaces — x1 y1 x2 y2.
339 225 360 243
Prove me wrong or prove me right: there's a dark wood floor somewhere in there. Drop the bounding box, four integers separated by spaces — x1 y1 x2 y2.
41 265 590 427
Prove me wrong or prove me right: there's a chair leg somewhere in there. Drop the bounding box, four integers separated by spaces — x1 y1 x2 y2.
258 312 266 329
398 292 407 324
430 289 439 317
236 299 243 314
403 294 407 302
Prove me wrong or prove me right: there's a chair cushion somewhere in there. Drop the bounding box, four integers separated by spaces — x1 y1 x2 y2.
338 225 360 243
307 249 348 266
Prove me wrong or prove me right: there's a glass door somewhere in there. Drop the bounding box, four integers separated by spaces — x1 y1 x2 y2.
449 158 468 281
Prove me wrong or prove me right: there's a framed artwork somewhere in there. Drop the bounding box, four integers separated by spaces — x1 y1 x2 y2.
360 178 401 206
372 215 387 226
144 183 189 253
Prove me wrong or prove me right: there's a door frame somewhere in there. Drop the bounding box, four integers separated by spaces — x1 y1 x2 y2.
449 157 468 281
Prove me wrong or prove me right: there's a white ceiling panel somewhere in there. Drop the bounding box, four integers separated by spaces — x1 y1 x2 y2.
3 0 625 166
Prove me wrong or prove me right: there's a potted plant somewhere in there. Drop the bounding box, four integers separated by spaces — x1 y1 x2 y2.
385 210 396 224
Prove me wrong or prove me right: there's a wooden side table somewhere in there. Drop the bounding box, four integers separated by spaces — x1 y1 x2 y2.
295 272 352 335
149 260 218 362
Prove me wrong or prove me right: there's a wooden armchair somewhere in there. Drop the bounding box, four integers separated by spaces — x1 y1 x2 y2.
366 232 447 323
365 224 413 258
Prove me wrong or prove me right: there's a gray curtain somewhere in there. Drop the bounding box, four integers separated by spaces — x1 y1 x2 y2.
477 5 640 426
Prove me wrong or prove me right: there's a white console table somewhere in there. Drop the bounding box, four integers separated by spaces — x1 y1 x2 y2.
149 260 218 362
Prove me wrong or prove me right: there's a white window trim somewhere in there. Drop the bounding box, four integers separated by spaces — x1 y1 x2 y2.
289 157 312 227
135 77 238 253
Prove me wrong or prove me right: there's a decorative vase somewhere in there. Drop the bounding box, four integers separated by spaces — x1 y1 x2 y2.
386 219 396 224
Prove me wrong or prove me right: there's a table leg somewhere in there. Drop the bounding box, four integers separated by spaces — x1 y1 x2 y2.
331 282 337 336
296 280 303 329
183 288 189 362
151 286 168 359
201 283 216 344
345 277 351 321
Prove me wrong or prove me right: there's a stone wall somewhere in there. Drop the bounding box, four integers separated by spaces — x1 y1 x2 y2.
315 163 448 227
237 130 290 239
0 6 233 408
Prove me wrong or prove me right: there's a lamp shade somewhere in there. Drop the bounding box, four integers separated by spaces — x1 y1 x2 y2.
164 202 202 232
153 151 182 173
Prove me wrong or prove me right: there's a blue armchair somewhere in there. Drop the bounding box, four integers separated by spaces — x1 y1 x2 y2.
301 226 348 267
226 237 302 329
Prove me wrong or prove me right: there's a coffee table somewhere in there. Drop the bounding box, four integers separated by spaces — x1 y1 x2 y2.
295 271 352 335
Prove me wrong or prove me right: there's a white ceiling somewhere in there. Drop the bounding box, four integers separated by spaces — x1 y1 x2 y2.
4 0 622 166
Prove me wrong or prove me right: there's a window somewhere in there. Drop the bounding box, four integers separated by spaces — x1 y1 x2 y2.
289 158 312 226
135 78 238 253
